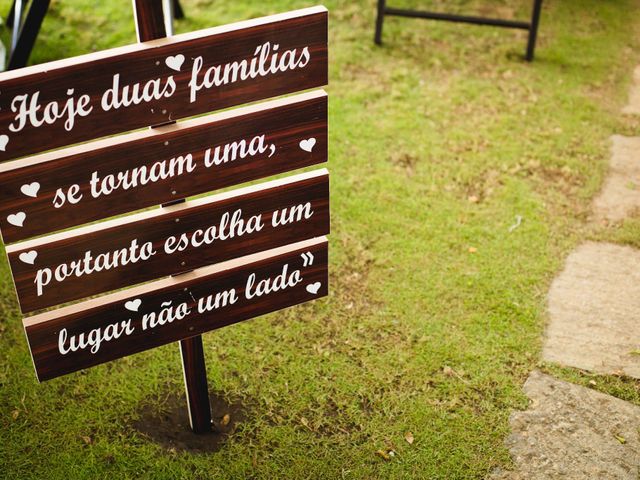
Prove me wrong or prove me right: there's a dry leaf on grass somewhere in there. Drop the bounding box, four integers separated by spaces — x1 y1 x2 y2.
220 413 231 427
404 431 414 444
300 417 313 431
375 449 396 460
375 449 390 461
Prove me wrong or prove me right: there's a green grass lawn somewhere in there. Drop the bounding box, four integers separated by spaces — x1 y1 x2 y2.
1 0 640 478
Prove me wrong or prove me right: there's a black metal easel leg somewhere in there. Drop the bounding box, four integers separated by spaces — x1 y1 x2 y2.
173 0 184 19
525 0 543 62
374 0 386 45
180 336 213 433
373 0 542 60
8 0 50 70
7 0 16 27
6 0 26 27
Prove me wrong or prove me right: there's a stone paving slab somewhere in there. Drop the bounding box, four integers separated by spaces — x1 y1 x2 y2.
543 242 640 378
592 135 640 223
622 65 640 115
490 371 640 480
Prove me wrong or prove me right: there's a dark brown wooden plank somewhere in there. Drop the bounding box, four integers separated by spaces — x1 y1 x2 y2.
8 170 329 313
0 6 327 162
0 91 327 243
179 335 213 433
134 0 168 41
24 237 328 382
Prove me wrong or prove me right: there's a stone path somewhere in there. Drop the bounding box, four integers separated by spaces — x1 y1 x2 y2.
544 242 640 378
491 371 640 480
593 135 640 222
491 66 640 479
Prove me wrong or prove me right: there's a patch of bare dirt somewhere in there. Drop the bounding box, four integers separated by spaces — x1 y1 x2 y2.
389 151 419 177
131 391 247 453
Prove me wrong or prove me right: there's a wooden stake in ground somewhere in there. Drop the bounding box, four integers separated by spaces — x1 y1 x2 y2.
132 0 213 434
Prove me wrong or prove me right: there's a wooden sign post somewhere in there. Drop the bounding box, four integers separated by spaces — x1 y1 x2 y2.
0 2 330 436
134 0 212 434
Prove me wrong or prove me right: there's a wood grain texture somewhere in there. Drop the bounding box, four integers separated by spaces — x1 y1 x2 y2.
0 6 327 161
179 335 213 433
0 91 327 243
133 0 168 41
25 238 329 381
9 170 329 312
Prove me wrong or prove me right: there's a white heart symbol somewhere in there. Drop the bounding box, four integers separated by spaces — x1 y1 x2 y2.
125 299 142 312
20 182 40 198
19 250 37 265
306 282 321 295
165 54 185 72
299 138 317 153
7 212 26 227
0 135 9 152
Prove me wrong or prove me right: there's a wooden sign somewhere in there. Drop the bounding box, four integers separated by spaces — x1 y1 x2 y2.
9 170 329 313
0 6 327 162
2 2 331 415
0 91 327 243
24 237 328 381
